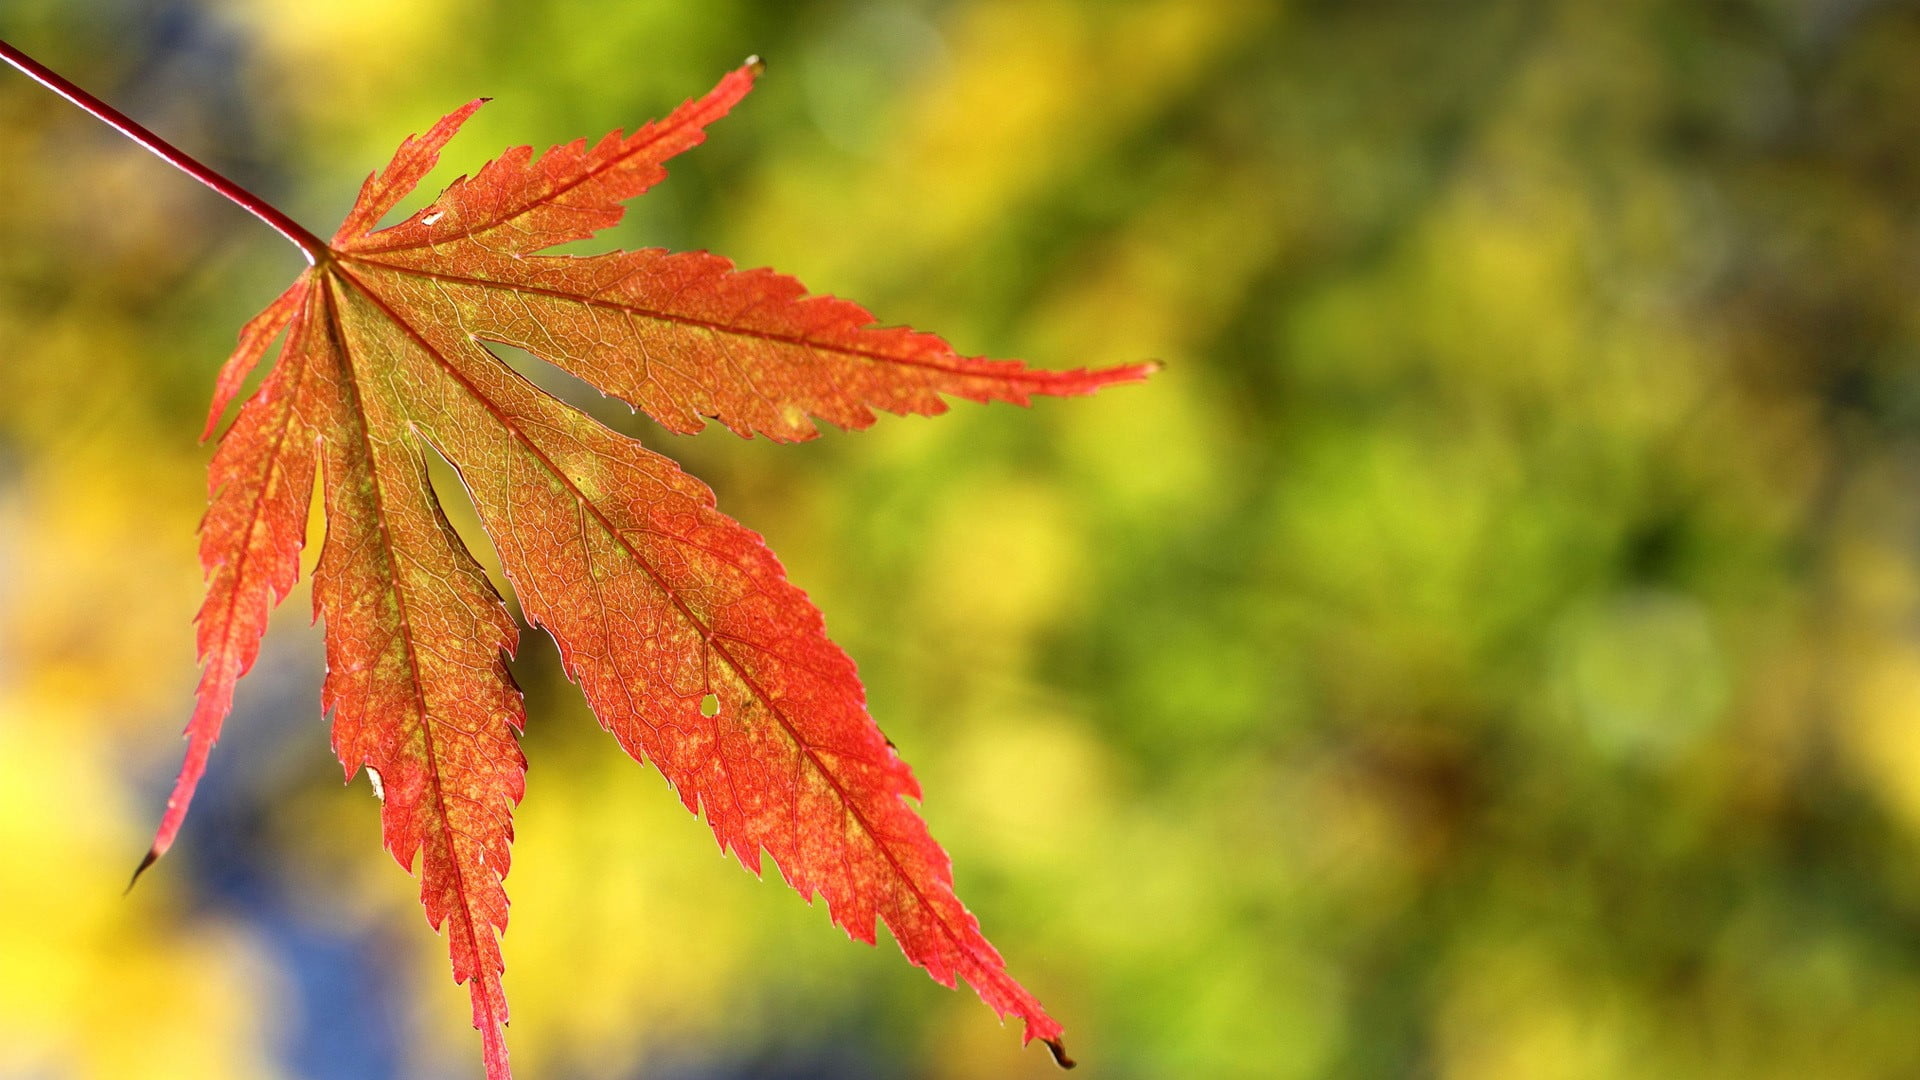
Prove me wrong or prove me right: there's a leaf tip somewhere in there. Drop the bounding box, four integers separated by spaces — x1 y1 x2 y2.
1104 360 1161 385
125 848 160 895
744 54 766 77
1044 1037 1075 1069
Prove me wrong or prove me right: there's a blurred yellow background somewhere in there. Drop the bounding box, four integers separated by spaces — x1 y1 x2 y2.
5 1 1920 1077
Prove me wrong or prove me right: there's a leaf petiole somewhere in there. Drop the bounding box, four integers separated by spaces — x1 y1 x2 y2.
0 38 331 263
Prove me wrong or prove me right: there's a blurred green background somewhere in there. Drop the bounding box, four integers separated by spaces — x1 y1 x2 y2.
5 0 1920 1077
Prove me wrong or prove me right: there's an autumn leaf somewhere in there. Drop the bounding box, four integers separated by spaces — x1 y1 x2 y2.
8 46 1149 1080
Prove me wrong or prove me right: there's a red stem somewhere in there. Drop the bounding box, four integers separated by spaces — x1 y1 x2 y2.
0 38 330 263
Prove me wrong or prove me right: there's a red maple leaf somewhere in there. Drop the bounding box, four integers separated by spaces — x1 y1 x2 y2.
4 43 1149 1079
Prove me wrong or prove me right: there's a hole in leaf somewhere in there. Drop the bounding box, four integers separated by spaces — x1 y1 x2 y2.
700 693 721 718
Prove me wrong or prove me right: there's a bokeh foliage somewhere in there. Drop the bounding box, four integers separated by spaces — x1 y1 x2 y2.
6 1 1920 1077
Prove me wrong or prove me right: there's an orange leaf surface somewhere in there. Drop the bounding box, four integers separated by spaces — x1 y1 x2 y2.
146 60 1150 1078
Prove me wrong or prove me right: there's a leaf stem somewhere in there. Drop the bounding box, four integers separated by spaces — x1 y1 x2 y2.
0 38 330 264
